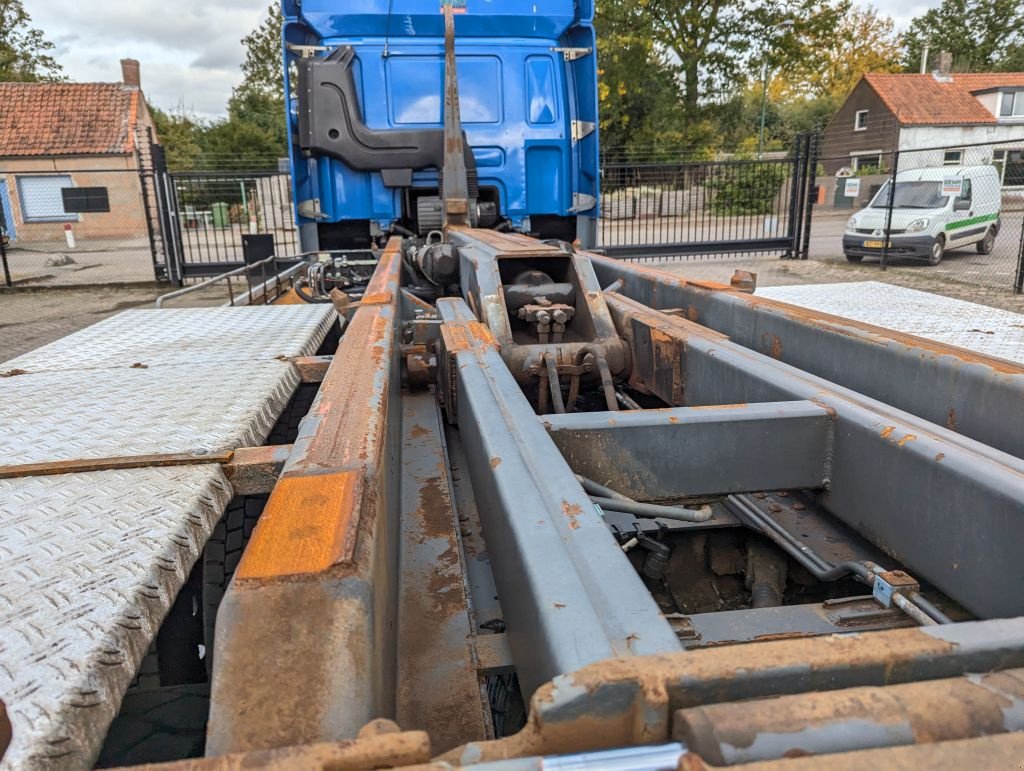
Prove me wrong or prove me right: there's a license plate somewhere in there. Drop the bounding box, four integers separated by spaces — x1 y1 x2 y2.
863 239 888 248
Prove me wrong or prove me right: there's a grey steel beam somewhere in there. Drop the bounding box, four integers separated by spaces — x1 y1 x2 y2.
591 254 1024 461
543 401 830 500
436 297 681 699
606 292 1024 620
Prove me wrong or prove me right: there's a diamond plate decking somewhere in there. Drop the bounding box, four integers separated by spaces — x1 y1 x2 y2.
758 281 1024 365
0 304 335 770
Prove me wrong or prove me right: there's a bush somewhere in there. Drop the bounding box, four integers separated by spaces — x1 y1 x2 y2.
707 163 787 215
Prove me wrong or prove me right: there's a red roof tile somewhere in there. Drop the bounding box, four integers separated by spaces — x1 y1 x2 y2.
864 72 1024 126
0 82 141 157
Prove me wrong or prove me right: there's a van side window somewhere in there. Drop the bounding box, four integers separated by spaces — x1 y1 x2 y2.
956 178 972 205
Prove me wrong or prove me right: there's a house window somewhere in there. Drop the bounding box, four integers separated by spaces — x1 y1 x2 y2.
1000 92 1024 118
16 176 77 222
995 149 1024 187
854 110 868 131
852 154 882 172
943 150 964 165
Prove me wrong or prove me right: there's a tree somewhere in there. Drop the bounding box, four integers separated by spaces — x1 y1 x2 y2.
0 0 62 82
643 0 843 132
150 105 205 170
775 3 902 103
595 0 689 154
902 0 1024 73
239 3 285 98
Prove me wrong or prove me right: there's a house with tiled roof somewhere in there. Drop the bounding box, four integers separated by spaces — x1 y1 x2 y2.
0 59 160 247
819 61 1024 190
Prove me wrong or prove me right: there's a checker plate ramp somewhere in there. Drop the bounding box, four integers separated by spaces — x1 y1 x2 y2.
759 281 1024 365
0 304 335 770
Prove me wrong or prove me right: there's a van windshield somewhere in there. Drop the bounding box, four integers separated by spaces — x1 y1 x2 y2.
870 180 947 209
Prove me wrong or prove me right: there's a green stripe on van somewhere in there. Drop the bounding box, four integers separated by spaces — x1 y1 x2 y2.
945 213 998 232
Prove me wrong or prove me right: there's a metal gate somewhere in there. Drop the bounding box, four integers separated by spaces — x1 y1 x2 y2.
598 133 818 261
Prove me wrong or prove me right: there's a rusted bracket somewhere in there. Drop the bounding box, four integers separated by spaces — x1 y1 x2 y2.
290 355 333 383
0 445 291 496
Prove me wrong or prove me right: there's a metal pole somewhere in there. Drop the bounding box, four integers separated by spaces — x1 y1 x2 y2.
1015 208 1024 294
800 131 820 260
1 233 11 288
880 149 899 272
757 58 769 160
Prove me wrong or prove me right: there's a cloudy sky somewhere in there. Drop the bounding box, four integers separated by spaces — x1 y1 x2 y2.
25 0 940 120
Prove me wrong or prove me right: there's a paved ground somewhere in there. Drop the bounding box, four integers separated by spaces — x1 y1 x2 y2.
0 284 230 363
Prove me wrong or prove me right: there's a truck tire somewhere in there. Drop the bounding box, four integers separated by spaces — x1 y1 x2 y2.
976 227 996 255
927 235 945 266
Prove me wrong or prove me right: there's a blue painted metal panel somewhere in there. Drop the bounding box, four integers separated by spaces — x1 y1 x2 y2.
283 0 597 235
0 181 16 242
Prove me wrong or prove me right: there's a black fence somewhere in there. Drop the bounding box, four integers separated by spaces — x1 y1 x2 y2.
598 134 818 261
816 135 1024 294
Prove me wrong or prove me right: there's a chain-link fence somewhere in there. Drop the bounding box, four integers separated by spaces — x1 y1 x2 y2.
814 131 1024 294
0 166 162 286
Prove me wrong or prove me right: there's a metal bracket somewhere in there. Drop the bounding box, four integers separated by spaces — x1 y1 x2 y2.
285 43 331 58
570 192 597 213
571 120 596 143
872 570 920 608
298 198 325 220
550 46 593 61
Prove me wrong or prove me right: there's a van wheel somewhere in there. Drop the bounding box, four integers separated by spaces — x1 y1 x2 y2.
976 228 996 255
845 253 863 263
927 235 945 266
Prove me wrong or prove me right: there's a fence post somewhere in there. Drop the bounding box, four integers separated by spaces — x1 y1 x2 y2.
1 233 10 288
879 148 899 272
1015 208 1024 295
786 134 805 260
137 127 163 282
799 132 820 260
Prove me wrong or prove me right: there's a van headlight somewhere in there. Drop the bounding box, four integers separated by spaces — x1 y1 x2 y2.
847 216 858 230
906 218 929 233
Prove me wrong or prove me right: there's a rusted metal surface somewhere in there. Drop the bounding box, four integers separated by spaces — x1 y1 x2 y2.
590 254 1024 461
0 700 10 763
604 291 1024 620
207 239 403 755
543 402 830 500
222 444 292 495
699 732 1024 770
435 296 681 699
443 618 1024 765
290 354 333 383
396 391 489 753
0 450 234 479
120 730 431 770
673 667 1024 764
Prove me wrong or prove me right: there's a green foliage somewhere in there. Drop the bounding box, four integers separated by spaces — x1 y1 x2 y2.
0 0 62 81
902 0 1024 72
707 162 787 214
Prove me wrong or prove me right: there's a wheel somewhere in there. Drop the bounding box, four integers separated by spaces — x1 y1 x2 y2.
845 253 864 263
927 235 945 266
976 227 996 254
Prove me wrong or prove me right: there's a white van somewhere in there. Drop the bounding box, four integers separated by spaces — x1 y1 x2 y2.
843 165 1002 265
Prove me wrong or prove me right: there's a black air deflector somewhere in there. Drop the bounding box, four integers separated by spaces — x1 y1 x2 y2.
297 46 476 188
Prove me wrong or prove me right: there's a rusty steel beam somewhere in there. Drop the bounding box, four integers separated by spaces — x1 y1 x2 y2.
591 255 1024 462
290 354 333 383
673 667 1024 765
120 728 431 771
0 450 235 479
435 297 681 700
442 617 1024 765
207 239 404 755
605 291 1024 620
222 444 292 495
543 401 831 500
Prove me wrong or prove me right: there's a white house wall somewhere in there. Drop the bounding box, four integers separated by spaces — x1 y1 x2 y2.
898 125 1024 168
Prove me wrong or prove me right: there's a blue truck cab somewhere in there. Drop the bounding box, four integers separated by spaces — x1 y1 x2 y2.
282 0 598 251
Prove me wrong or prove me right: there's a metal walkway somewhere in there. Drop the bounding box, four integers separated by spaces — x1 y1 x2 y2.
0 305 335 770
759 281 1024 365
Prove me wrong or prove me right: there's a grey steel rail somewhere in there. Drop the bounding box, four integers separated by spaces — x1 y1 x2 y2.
154 255 306 308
